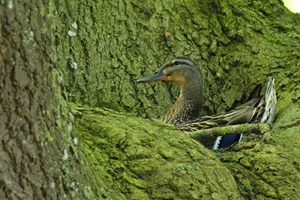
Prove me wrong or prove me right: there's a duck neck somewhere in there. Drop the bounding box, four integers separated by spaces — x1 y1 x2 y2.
160 78 203 124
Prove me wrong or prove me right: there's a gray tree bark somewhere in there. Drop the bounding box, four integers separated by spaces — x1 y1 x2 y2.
0 0 116 199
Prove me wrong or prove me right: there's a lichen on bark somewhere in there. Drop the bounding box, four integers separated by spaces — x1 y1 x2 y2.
53 0 300 199
72 104 242 199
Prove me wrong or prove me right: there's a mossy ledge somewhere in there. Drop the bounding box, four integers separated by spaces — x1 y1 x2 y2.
71 92 300 199
71 103 241 199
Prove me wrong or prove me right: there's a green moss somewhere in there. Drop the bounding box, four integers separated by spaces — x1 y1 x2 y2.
53 0 300 199
45 132 54 142
69 88 300 199
217 92 300 199
72 103 242 199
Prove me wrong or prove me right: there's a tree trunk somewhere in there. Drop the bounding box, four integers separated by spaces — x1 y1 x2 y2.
0 1 117 199
1 0 300 199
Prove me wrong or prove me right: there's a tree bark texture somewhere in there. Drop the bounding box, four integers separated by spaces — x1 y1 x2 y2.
0 1 63 199
1 0 300 199
57 0 300 117
55 0 300 199
0 1 113 199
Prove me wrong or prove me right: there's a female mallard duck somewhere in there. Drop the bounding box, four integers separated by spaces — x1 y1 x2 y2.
137 57 204 124
137 57 277 131
137 57 276 149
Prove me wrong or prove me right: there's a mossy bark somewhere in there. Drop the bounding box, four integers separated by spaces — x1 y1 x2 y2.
0 0 118 199
57 0 300 199
73 104 242 199
57 0 300 116
1 0 300 199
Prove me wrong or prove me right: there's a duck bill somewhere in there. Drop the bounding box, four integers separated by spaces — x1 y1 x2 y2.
137 68 167 83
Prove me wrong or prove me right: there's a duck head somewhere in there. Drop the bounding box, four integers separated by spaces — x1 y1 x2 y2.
137 57 204 124
137 56 201 87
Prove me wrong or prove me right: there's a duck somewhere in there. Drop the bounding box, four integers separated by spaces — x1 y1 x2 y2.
178 76 277 132
137 57 277 148
137 57 204 124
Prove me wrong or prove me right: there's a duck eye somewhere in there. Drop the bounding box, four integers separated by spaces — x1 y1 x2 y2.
173 61 180 65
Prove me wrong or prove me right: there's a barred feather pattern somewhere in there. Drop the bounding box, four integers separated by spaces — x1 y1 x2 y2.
178 77 276 132
260 77 277 123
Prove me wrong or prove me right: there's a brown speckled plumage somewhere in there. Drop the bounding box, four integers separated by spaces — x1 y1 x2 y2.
137 57 203 124
137 57 277 131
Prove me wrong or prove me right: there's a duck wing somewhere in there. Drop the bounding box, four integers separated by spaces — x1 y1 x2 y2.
177 98 260 131
178 77 276 132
